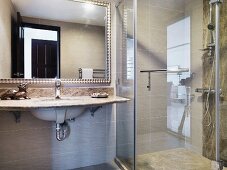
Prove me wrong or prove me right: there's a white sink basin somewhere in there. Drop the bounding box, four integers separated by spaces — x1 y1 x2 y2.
31 107 86 123
0 96 129 123
31 97 86 123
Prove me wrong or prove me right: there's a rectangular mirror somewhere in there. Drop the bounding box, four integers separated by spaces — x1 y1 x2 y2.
0 0 111 84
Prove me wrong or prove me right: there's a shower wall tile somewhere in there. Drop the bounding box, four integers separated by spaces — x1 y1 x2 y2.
137 107 151 120
190 97 203 120
185 0 203 155
150 108 167 119
137 74 167 95
138 1 184 32
136 0 183 155
190 117 203 153
137 96 152 120
137 133 151 144
137 118 152 135
136 0 205 157
148 0 185 12
185 0 203 11
137 50 166 70
137 87 167 128
150 117 167 132
137 28 167 54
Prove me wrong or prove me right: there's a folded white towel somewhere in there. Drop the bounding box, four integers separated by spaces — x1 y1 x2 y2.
81 68 93 79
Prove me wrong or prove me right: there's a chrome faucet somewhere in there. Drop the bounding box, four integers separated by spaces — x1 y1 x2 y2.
55 78 61 99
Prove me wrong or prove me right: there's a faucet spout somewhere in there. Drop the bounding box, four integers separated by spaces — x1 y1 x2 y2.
55 78 61 99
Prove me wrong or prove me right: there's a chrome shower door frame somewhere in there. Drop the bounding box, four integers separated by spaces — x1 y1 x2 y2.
210 0 223 164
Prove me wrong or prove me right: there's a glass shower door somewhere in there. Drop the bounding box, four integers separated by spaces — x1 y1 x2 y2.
135 0 226 169
115 0 227 169
115 0 136 169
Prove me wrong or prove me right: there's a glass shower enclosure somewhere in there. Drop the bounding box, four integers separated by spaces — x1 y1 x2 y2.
116 0 227 169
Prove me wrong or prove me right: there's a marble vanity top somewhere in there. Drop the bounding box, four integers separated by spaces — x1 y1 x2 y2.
0 96 130 111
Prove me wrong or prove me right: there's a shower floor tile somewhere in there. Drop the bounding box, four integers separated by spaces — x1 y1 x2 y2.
135 148 227 170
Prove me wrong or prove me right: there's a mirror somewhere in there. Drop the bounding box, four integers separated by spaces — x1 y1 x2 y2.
0 0 111 83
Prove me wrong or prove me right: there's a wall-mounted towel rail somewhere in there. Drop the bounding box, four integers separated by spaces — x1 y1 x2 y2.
79 68 105 79
140 68 189 91
140 68 189 74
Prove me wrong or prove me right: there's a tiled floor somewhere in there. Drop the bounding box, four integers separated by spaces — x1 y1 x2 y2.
73 151 227 170
137 131 185 155
74 162 120 170
122 148 227 170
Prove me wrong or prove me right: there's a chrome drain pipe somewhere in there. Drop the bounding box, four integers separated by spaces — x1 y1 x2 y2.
56 122 69 141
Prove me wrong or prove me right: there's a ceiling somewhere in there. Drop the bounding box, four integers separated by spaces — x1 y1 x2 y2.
11 0 106 26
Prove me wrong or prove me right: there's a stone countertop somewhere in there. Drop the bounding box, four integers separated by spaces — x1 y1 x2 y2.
0 96 130 111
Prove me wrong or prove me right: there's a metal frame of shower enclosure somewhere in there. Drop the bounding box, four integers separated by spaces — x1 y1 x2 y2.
209 0 223 165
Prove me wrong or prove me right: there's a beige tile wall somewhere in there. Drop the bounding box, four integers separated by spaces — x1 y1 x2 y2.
136 0 185 154
136 0 204 156
0 0 15 78
184 0 203 154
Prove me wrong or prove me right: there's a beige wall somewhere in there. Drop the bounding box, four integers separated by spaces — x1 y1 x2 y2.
0 0 15 78
23 17 105 78
136 0 186 154
185 0 203 154
136 0 204 156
